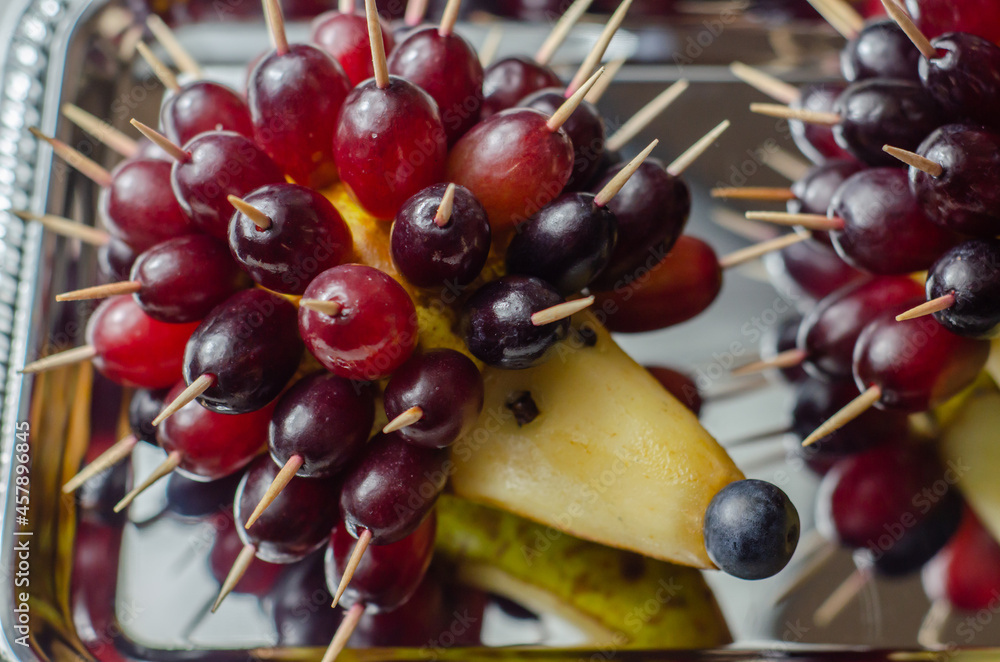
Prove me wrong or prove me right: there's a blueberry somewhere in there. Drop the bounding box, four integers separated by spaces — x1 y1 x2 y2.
703 479 800 580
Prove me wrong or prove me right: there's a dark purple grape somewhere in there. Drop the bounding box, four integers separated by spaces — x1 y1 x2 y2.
390 184 491 288
868 488 963 576
588 158 690 290
171 131 286 240
462 275 568 369
830 168 961 274
184 289 304 414
161 81 254 146
163 472 241 520
98 237 138 283
248 44 352 189
383 349 484 449
909 124 1000 238
760 314 808 383
387 27 485 145
228 183 353 295
518 89 605 190
481 56 561 118
791 83 855 164
787 159 865 246
763 238 867 303
920 32 1000 131
339 433 448 545
236 456 342 563
326 512 436 612
128 388 169 444
505 192 617 294
131 235 252 323
787 378 907 475
832 79 944 167
926 239 1000 338
841 20 921 82
269 371 376 478
798 276 925 380
101 158 198 251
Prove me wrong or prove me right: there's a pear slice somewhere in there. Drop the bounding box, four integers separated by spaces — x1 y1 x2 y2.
448 316 744 569
326 185 743 569
940 389 1000 542
436 495 732 648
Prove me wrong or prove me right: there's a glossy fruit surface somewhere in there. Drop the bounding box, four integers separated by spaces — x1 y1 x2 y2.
817 444 962 574
763 239 867 303
158 380 273 481
926 239 1000 338
132 235 251 323
86 295 199 389
172 131 285 240
788 378 906 474
923 510 1000 611
703 479 800 580
787 159 865 246
830 168 961 274
388 28 485 145
299 265 418 381
326 512 436 612
98 237 137 283
505 192 618 294
761 314 808 383
518 89 604 190
161 81 254 146
594 236 722 333
920 32 1000 131
791 83 854 164
462 275 567 369
854 310 991 411
235 455 342 563
841 20 921 82
480 56 561 118
339 433 448 544
447 108 574 232
209 515 283 595
383 349 484 448
390 183 491 288
910 124 1000 237
833 79 944 166
100 158 196 252
798 276 925 380
184 289 304 414
129 388 169 444
334 78 448 220
248 44 352 189
228 183 353 295
589 158 690 290
311 10 396 86
269 371 376 477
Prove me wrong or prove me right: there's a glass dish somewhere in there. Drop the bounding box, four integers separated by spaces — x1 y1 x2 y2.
0 0 998 659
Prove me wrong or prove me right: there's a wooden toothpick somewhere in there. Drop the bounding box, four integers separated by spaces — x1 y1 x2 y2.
61 104 140 158
129 119 190 163
802 385 882 447
146 15 204 78
29 128 113 188
750 103 841 126
547 67 604 133
531 296 595 326
594 139 657 207
883 145 944 177
300 299 344 316
383 406 424 434
212 543 258 612
263 0 290 55
606 79 689 153
332 529 373 608
535 0 595 65
745 211 844 232
56 281 142 302
245 455 304 529
719 232 811 270
12 211 110 246
135 42 181 92
895 294 955 322
228 195 272 231
667 120 730 176
434 184 457 227
62 434 138 493
152 374 215 426
564 0 633 97
365 0 390 89
729 62 800 105
20 345 98 374
113 450 183 512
